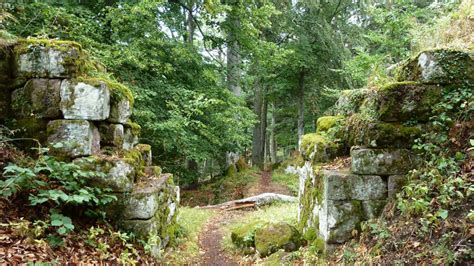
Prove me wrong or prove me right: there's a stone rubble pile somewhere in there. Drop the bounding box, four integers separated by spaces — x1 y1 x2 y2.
297 49 473 250
0 39 179 251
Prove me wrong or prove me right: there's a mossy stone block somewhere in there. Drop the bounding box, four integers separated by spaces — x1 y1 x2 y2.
323 170 387 200
60 79 111 120
349 120 423 148
14 39 86 79
376 82 443 122
11 79 62 119
98 123 124 148
74 156 135 192
396 49 474 84
6 117 49 145
351 148 418 175
47 120 100 158
300 133 340 163
254 222 302 257
123 122 140 150
319 200 364 244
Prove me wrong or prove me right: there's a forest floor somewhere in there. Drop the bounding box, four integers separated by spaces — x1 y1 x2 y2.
195 170 293 265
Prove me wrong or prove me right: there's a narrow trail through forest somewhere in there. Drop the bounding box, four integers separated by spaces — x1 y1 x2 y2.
197 170 290 265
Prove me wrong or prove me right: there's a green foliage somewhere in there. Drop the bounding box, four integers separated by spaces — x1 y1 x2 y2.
0 149 117 246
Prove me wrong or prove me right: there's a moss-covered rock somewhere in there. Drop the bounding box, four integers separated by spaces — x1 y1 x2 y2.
255 222 302 257
300 133 340 163
316 115 344 133
11 79 62 119
14 38 86 79
346 119 423 148
75 77 134 124
47 120 100 158
297 163 322 233
60 79 111 120
351 148 419 175
123 121 140 150
326 89 370 116
144 166 162 177
319 200 364 244
0 44 16 90
375 82 443 122
323 169 387 200
98 123 124 148
135 144 152 167
74 156 135 192
396 49 474 84
231 220 265 254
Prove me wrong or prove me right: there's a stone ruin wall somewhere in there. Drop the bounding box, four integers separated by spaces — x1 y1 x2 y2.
296 49 473 251
0 39 179 250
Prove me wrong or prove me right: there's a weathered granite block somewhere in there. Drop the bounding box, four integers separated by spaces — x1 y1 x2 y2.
300 133 340 163
11 79 62 119
60 79 110 120
323 170 387 200
98 123 124 147
351 148 418 175
123 124 140 150
396 50 474 84
74 156 135 192
319 200 364 244
109 98 132 124
47 120 100 157
349 121 422 148
15 40 85 79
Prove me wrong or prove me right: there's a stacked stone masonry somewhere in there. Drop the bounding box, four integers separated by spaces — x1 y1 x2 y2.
297 49 473 251
0 39 179 252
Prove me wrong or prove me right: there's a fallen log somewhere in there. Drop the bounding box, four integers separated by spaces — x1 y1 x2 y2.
198 193 297 210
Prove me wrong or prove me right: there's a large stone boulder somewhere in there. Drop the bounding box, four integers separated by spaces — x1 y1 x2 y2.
14 39 85 79
11 79 62 119
323 170 387 200
373 82 443 122
351 148 418 175
60 79 110 120
254 222 302 257
396 49 474 84
47 120 100 158
109 97 132 124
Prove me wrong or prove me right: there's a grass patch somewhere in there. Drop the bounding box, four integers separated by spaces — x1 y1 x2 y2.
162 207 217 264
271 170 299 196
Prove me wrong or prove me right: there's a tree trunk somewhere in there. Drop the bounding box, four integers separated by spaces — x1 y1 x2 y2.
270 103 277 163
186 1 195 44
297 70 305 150
226 7 242 96
252 82 267 169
